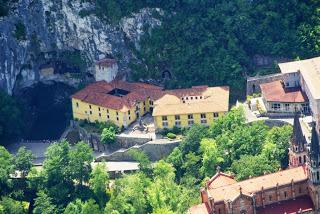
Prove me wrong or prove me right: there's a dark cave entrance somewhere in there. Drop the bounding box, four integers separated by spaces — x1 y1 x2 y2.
14 82 75 140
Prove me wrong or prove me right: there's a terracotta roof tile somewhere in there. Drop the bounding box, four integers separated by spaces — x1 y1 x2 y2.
188 203 210 214
260 81 308 103
207 172 236 189
152 86 230 116
95 58 117 67
257 195 313 214
71 80 163 111
208 166 308 202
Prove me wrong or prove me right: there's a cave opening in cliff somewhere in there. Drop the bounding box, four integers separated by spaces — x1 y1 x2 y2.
14 82 75 141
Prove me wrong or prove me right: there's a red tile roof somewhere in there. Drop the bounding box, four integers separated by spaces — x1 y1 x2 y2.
188 203 210 214
206 172 236 189
95 58 117 67
257 195 314 214
71 80 163 111
207 166 308 203
260 81 308 103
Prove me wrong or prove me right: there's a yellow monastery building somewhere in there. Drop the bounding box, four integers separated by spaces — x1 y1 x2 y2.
152 86 230 129
71 80 163 128
71 81 229 129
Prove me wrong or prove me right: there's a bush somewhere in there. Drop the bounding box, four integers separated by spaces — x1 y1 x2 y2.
167 133 176 139
171 126 181 135
79 9 93 18
101 127 116 144
98 121 119 134
14 21 26 41
80 120 119 134
158 128 170 136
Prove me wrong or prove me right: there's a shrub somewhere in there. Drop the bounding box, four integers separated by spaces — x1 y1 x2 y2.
14 21 26 41
167 133 176 139
98 121 119 134
171 126 182 135
159 128 170 136
79 9 92 18
101 127 116 144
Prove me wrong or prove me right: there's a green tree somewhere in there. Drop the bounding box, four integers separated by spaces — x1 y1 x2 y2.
264 125 292 168
89 163 109 208
0 146 14 195
65 199 102 214
199 138 224 178
42 140 73 204
128 149 152 176
63 199 83 214
81 199 102 214
0 197 25 214
147 161 180 212
39 140 95 207
68 142 93 185
105 173 149 214
231 155 279 181
14 147 34 178
180 124 208 155
33 191 57 214
100 127 116 144
0 90 23 142
209 107 246 138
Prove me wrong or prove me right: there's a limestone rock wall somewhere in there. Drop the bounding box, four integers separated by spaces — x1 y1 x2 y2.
0 0 161 94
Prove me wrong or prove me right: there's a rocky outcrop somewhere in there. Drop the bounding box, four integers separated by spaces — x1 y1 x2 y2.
0 0 161 94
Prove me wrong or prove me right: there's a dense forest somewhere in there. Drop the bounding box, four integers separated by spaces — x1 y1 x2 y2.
0 108 293 213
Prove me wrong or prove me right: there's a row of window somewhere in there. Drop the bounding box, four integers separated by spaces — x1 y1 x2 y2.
162 113 218 121
182 96 203 101
271 103 309 113
76 101 153 119
84 110 122 122
162 119 210 127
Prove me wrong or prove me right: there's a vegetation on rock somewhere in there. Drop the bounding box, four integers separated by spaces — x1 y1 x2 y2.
0 90 23 143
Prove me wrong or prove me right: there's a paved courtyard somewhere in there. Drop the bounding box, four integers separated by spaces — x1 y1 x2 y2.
120 113 159 139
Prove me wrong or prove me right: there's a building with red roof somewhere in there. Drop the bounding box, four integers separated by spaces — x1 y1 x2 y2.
260 80 309 114
188 166 314 214
71 80 163 128
188 116 320 214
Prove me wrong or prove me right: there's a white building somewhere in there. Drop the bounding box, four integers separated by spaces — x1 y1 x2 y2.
94 58 118 82
278 57 320 132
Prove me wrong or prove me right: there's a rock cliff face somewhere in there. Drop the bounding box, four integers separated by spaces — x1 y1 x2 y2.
0 0 161 94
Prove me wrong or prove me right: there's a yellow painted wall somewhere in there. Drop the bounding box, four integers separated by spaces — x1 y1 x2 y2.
154 112 226 129
72 97 152 128
72 98 141 128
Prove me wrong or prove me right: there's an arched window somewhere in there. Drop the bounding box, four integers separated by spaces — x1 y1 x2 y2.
299 156 302 164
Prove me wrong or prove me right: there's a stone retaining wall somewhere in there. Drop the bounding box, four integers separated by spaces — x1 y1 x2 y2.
62 125 151 153
96 140 181 162
246 73 284 95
